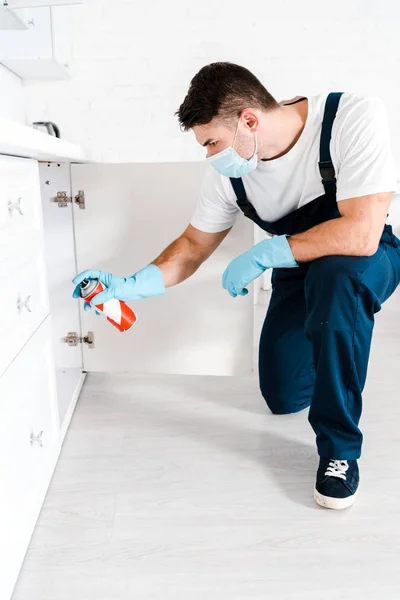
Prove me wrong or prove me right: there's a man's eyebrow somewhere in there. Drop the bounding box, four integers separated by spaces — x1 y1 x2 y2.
202 139 214 147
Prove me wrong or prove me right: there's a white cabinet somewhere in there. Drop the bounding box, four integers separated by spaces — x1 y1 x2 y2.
39 162 84 433
0 317 59 600
0 247 50 375
0 5 73 80
0 156 50 374
0 155 44 262
0 150 84 600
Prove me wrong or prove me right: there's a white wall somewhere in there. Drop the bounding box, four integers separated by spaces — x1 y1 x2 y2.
0 64 25 123
23 0 400 170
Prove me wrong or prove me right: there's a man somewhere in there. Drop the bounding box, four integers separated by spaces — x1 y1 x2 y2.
73 62 400 510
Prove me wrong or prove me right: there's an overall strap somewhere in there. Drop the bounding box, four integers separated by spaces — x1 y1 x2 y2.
318 92 344 196
230 177 254 218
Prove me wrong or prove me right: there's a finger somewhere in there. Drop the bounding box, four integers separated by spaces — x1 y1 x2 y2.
90 288 113 306
72 284 82 298
95 309 101 316
83 301 92 311
72 269 102 286
228 282 237 298
237 288 249 296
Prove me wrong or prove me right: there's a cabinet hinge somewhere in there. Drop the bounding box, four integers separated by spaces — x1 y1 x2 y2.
63 331 94 348
53 190 86 209
75 190 86 209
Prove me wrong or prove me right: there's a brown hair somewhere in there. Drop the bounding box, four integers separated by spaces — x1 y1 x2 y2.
175 62 280 131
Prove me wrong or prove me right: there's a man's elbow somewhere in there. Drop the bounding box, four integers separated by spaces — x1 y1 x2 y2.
360 232 380 257
348 221 380 257
363 243 379 257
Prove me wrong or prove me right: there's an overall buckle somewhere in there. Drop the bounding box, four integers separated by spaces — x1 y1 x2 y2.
318 160 336 182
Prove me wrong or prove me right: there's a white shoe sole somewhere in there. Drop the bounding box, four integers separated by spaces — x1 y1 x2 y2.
314 486 358 510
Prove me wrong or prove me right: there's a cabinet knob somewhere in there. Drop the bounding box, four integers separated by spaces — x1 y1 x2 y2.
30 431 44 447
17 295 32 313
8 197 24 216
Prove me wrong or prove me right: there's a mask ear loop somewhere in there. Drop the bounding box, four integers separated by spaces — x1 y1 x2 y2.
232 118 241 150
233 117 258 159
253 130 258 157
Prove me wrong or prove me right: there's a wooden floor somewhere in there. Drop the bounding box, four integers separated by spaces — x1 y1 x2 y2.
12 290 400 599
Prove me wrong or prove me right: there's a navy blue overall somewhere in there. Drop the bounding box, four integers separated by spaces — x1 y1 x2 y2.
230 92 400 460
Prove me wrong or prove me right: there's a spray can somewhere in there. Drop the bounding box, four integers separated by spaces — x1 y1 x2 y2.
79 279 137 332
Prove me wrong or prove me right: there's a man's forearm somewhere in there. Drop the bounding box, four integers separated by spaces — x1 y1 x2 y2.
287 217 375 263
151 235 204 287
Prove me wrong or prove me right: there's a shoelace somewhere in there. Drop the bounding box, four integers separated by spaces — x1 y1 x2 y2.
325 460 349 480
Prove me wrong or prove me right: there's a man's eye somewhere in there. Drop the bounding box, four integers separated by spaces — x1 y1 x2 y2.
209 142 217 147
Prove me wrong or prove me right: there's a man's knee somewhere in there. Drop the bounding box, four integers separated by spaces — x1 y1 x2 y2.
306 254 368 290
305 256 361 332
260 383 311 415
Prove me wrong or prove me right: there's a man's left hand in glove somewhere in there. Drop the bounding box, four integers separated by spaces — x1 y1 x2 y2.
222 235 299 298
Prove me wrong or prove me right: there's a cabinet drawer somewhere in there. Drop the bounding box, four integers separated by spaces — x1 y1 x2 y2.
0 155 44 263
0 318 58 600
0 246 50 375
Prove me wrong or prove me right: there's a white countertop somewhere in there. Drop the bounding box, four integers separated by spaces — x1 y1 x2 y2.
0 116 87 162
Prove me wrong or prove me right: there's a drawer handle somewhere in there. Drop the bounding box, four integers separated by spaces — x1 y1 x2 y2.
8 197 24 216
16 295 32 313
30 431 44 447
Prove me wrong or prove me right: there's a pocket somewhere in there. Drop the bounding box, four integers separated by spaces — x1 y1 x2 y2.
359 245 400 308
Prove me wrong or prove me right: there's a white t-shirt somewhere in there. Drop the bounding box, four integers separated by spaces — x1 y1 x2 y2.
190 92 398 233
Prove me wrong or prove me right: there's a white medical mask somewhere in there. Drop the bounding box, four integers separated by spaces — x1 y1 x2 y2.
206 118 259 178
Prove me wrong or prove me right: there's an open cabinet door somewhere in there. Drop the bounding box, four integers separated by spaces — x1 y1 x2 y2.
71 162 254 376
39 162 84 433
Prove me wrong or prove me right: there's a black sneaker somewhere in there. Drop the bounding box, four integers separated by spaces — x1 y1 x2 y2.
314 459 359 510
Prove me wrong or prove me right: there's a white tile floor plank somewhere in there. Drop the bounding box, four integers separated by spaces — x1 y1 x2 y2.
11 290 400 599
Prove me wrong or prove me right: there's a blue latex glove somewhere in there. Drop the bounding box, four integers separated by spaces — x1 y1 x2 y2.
222 235 298 298
72 264 165 311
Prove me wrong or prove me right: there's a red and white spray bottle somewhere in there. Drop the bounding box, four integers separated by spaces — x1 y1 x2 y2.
79 278 137 332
